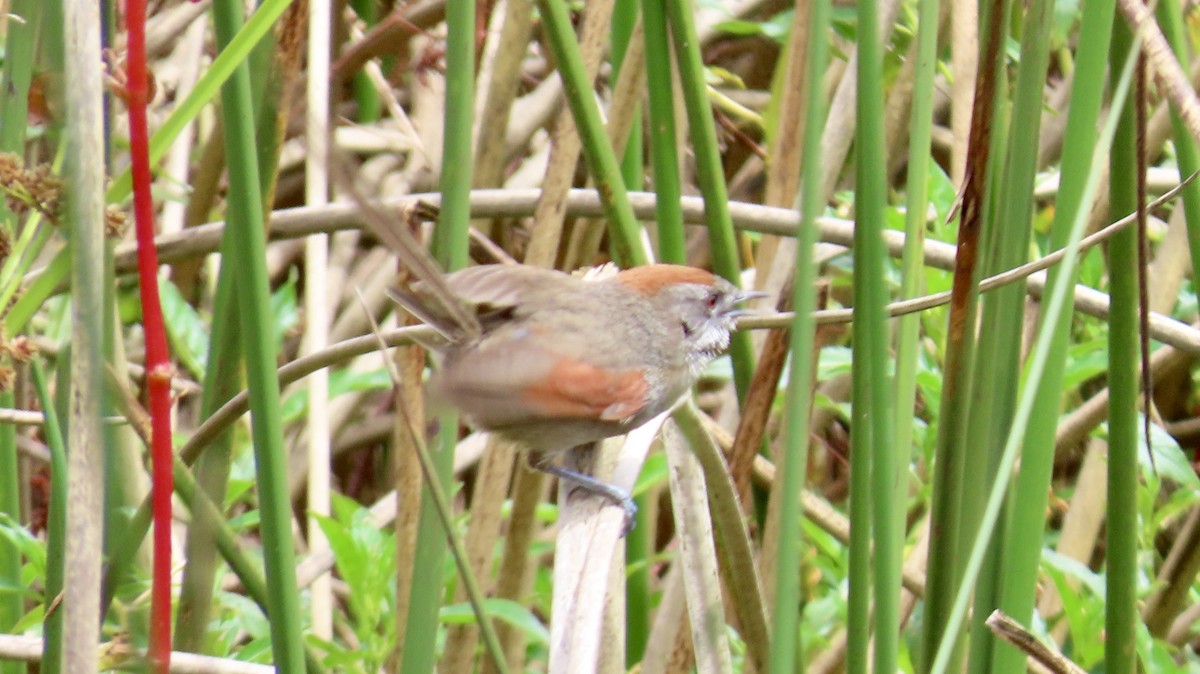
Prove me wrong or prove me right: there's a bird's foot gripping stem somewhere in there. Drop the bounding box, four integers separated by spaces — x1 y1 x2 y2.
534 461 637 536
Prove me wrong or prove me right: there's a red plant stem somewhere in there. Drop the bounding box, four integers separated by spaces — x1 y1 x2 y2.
125 0 174 670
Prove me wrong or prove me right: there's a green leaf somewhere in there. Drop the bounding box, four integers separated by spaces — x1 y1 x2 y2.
712 19 764 37
225 477 255 507
1136 623 1187 674
0 578 38 599
818 346 853 379
227 509 261 532
216 590 271 640
713 11 793 42
924 158 958 226
281 367 393 423
634 450 669 496
235 636 275 664
312 511 362 587
313 491 397 657
1138 418 1199 487
11 604 44 633
160 280 211 378
1042 554 1105 668
1042 548 1104 596
440 598 550 645
271 273 299 347
1062 338 1109 392
0 514 45 575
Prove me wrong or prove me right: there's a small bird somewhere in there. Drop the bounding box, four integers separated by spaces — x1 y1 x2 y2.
390 263 761 532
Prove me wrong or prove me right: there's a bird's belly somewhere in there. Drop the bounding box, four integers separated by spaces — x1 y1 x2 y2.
486 416 632 452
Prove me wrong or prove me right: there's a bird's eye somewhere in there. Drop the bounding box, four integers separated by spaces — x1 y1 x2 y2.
705 292 720 311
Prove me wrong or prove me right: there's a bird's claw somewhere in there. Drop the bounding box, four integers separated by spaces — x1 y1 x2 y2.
617 494 638 536
565 483 637 536
535 461 638 536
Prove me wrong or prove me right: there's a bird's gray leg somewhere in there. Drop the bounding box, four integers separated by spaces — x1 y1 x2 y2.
529 447 637 535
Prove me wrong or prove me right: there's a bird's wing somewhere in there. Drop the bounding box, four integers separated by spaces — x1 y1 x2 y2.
439 265 574 311
385 286 460 342
390 265 570 341
435 338 649 427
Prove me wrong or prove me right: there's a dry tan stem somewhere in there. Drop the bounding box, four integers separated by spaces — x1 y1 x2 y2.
600 555 628 674
1038 437 1109 644
1115 0 1200 144
441 434 518 674
564 17 647 267
949 0 978 183
640 562 693 674
1167 602 1200 645
105 186 1200 355
886 1 952 182
472 0 533 179
160 14 209 238
1143 505 1200 635
1055 341 1193 451
819 0 904 200
502 76 565 166
698 409 928 597
985 610 1089 674
525 0 617 265
742 0 967 339
482 463 548 674
603 19 647 163
332 0 445 80
63 0 107 669
391 339 427 665
471 0 535 241
662 420 734 673
169 122 225 295
1148 206 1193 315
761 3 809 212
0 634 273 674
548 417 663 673
1037 73 1076 170
286 256 396 498
752 1 810 305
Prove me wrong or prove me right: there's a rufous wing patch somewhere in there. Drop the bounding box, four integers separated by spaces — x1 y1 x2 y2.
521 356 649 422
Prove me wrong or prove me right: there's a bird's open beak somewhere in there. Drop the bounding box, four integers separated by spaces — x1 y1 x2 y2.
735 289 769 304
723 289 770 319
